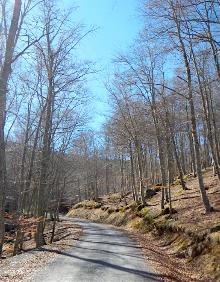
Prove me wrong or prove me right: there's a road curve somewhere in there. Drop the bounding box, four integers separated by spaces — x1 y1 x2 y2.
31 218 161 282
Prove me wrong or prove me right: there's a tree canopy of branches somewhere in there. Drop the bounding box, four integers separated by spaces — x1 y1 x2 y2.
0 0 94 255
1 0 220 258
101 0 220 214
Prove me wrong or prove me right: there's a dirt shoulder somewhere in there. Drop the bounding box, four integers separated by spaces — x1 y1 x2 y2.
0 219 82 282
127 228 210 282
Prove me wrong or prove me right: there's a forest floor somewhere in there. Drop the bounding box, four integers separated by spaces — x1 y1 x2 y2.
68 169 220 281
0 219 82 282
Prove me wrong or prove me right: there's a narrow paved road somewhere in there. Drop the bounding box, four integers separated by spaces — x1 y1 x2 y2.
31 218 161 282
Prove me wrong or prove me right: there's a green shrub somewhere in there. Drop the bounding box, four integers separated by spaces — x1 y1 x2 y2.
129 218 145 230
73 200 102 209
138 207 150 217
144 214 155 225
129 202 138 211
120 205 130 212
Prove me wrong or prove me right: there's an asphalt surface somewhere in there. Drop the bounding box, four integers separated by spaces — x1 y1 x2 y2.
31 218 161 282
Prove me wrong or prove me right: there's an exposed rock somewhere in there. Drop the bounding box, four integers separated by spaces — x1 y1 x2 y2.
210 224 220 233
188 245 197 258
137 204 145 211
161 207 177 215
187 242 204 258
145 189 158 198
176 250 186 259
4 222 17 233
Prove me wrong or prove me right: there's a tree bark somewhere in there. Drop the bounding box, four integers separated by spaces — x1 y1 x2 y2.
0 0 22 255
172 6 212 212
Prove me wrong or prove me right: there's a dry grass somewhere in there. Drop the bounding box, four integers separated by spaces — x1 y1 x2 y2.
148 170 220 235
70 170 220 235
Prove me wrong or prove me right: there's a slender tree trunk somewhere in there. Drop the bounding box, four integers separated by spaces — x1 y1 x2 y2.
190 42 220 181
77 178 81 202
36 82 53 247
23 107 45 212
150 103 166 209
0 0 22 255
105 156 109 194
186 111 197 177
165 111 187 190
134 138 146 205
173 12 212 212
129 142 138 201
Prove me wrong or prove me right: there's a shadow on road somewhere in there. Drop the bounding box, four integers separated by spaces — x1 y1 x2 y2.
65 244 144 259
33 247 181 282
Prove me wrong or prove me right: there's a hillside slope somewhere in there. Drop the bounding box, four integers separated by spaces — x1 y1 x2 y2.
68 170 220 281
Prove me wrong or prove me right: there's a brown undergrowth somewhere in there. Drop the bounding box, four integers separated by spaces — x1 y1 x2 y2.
0 219 82 282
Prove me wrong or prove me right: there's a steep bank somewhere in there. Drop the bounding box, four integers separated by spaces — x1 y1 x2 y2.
68 171 220 281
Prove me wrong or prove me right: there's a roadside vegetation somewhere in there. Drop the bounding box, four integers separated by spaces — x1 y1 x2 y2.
68 170 220 281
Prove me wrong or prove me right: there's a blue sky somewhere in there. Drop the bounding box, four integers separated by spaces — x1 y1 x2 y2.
64 0 143 130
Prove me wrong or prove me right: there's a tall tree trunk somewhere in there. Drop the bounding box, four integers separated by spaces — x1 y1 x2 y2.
129 142 138 201
0 0 22 255
173 10 212 213
165 110 187 190
134 138 146 205
186 108 197 177
36 81 53 247
190 42 220 181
